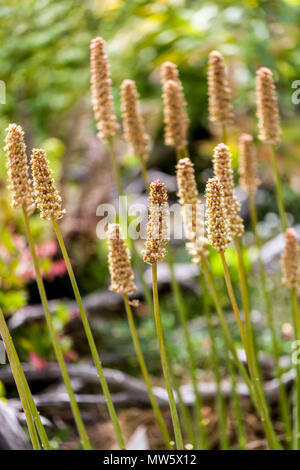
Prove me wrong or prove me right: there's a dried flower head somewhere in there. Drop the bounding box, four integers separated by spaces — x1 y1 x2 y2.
90 37 119 141
238 133 260 196
176 158 208 263
256 67 281 144
208 50 233 125
121 79 149 162
213 143 244 238
31 149 66 220
4 124 35 215
281 228 300 289
205 177 231 253
107 223 136 295
161 61 180 85
162 64 189 151
143 180 169 264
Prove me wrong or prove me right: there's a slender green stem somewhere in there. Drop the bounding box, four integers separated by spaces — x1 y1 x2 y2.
164 345 196 448
270 144 287 231
220 253 247 348
233 236 262 378
226 351 247 450
291 288 300 449
123 294 171 449
52 218 125 450
200 272 228 449
201 258 254 398
0 308 40 450
23 208 92 450
130 240 154 314
151 262 184 450
220 252 281 450
136 147 199 448
249 194 292 447
139 158 149 191
1 227 51 451
167 249 207 449
107 138 123 196
222 125 227 144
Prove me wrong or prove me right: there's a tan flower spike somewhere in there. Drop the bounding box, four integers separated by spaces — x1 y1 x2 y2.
31 149 66 221
121 79 149 162
176 158 208 263
238 134 260 196
161 62 181 85
213 143 244 238
281 228 300 289
107 224 136 296
256 67 281 145
205 177 231 253
208 50 233 125
161 62 189 152
90 37 120 141
163 80 189 151
143 180 169 264
4 124 35 215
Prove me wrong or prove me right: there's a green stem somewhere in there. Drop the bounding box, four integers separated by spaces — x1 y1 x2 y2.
130 240 154 314
23 208 92 450
291 288 300 449
164 345 196 448
270 144 287 231
233 236 262 378
139 146 198 447
201 258 254 399
226 351 247 450
222 125 227 144
220 253 247 347
151 262 184 450
52 218 125 450
167 249 207 449
200 272 228 449
0 308 40 450
249 194 292 447
1 248 51 451
123 294 171 449
107 138 124 196
220 252 281 450
139 158 149 191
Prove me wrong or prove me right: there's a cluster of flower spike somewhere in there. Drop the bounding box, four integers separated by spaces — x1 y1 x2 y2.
4 124 35 215
281 228 300 290
256 67 281 145
205 177 231 253
90 37 120 141
161 62 189 151
213 143 244 238
208 50 233 126
121 79 149 162
238 134 260 196
143 180 169 264
31 149 66 221
107 224 136 296
176 158 208 263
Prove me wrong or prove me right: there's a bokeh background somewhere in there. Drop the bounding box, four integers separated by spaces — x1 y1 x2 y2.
1 0 300 449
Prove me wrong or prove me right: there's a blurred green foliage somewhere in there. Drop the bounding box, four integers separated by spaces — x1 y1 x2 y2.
0 0 299 142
